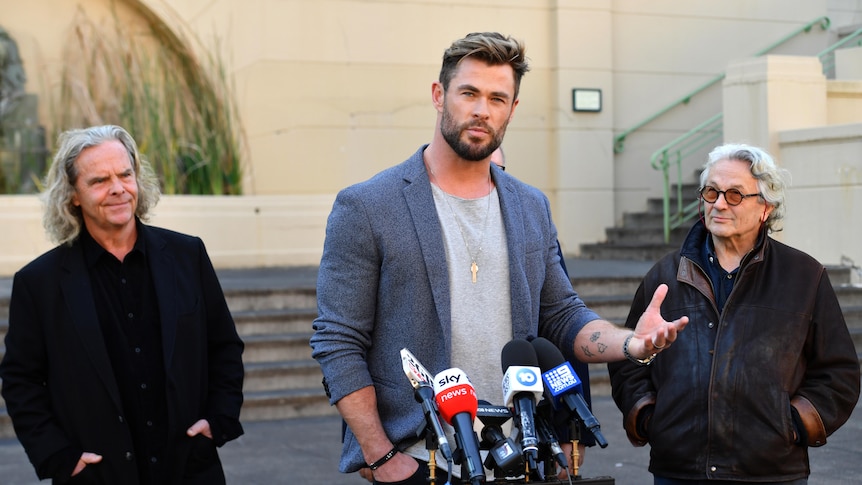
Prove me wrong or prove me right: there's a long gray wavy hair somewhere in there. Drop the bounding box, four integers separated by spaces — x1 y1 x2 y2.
41 125 161 245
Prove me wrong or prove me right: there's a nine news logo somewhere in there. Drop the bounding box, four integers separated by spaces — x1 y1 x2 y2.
542 362 581 396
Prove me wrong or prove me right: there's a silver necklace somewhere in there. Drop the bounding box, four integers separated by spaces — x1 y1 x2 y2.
428 162 493 283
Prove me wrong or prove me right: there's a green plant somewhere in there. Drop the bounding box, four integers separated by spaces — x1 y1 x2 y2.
52 6 244 195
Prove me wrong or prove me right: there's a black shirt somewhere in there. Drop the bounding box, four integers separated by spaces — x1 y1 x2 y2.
81 226 169 485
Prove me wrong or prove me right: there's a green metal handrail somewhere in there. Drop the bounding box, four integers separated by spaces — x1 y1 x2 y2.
651 113 723 242
652 23 862 243
819 26 862 74
613 15 830 154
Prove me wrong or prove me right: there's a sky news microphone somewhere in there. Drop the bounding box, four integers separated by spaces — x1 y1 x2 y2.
433 368 485 485
531 337 608 448
400 348 453 462
501 339 544 470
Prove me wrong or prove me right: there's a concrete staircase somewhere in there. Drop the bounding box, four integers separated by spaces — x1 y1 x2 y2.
1 262 861 440
580 183 700 261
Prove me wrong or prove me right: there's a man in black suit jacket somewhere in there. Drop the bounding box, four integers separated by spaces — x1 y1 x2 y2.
0 125 244 484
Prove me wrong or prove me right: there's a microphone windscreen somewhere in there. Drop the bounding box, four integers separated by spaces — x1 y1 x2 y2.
501 338 539 372
433 368 478 424
530 337 567 372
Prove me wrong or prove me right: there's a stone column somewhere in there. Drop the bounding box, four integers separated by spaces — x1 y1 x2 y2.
722 55 827 157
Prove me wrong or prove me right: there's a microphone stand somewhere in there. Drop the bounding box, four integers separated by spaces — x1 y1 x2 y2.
425 431 439 485
565 415 616 485
569 415 581 479
421 423 453 485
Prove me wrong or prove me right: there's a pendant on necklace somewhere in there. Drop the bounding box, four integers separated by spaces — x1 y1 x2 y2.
471 261 478 283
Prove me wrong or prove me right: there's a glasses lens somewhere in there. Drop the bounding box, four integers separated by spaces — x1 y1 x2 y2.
701 187 719 202
724 189 744 205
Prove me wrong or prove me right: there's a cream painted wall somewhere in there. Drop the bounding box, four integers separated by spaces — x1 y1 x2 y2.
722 54 862 266
723 56 828 156
2 0 861 274
132 0 845 251
778 124 862 266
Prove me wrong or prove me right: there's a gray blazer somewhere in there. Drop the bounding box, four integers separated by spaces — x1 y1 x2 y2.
310 145 600 472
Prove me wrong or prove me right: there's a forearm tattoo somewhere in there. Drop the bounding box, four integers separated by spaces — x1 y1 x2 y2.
580 331 607 358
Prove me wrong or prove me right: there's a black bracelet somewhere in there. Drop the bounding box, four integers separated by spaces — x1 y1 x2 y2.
367 446 399 470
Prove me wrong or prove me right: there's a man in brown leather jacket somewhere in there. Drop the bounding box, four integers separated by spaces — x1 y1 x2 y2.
608 143 860 484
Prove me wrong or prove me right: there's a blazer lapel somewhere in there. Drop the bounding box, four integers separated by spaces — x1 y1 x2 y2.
402 152 452 350
144 227 178 371
494 168 533 340
60 246 123 409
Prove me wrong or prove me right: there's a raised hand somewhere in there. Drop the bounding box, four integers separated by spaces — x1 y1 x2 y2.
630 284 689 358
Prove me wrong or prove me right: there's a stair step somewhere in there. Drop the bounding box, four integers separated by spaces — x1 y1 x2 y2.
604 226 689 245
244 360 323 392
233 308 316 336
580 295 632 323
837 286 862 307
570 275 643 299
826 265 857 286
619 211 699 231
241 389 337 422
580 242 678 262
587 364 612 397
645 196 700 215
242 333 311 363
844 306 862 328
224 288 317 313
850 326 862 349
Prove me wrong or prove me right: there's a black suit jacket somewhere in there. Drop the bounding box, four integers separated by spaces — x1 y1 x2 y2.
0 224 244 484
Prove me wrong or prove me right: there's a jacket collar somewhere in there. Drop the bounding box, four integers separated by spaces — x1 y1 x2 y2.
681 219 769 269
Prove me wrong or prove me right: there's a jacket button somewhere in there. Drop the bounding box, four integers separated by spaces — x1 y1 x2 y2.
118 416 124 423
710 466 717 472
125 452 133 461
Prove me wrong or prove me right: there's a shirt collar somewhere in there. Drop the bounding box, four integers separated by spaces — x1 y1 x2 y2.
80 219 147 268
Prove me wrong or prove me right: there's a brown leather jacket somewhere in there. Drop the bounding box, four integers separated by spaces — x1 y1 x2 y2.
608 221 860 481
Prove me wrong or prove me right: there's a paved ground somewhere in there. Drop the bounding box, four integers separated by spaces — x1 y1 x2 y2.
1 261 860 484
1 394 860 484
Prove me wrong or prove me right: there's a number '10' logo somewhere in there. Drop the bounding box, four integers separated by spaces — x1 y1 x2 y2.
516 368 538 386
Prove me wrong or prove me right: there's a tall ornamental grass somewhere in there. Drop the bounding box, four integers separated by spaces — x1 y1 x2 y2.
52 7 244 195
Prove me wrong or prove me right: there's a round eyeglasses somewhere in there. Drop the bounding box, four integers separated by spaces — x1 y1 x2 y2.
699 186 761 206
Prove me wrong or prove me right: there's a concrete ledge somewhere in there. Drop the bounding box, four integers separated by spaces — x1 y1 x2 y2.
0 194 335 277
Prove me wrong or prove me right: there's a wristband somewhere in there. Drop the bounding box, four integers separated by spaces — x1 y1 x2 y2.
367 446 399 470
624 332 657 366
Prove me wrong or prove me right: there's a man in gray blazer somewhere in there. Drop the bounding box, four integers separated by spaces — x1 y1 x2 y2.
310 32 688 485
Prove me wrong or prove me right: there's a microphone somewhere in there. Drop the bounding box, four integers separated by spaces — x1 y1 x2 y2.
477 401 523 477
501 339 544 471
536 409 568 472
531 337 608 448
400 348 453 462
433 368 485 484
